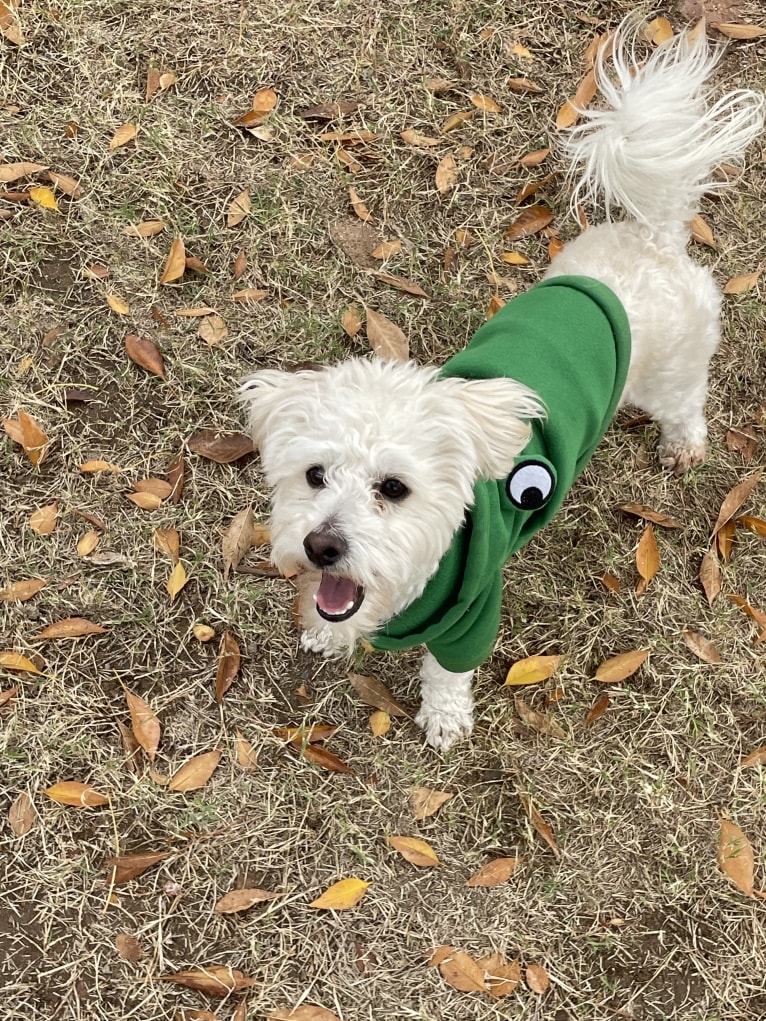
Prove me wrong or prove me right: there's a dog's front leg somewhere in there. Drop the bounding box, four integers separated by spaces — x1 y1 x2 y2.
415 651 475 752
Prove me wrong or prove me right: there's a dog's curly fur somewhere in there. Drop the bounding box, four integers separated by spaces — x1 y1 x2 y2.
240 20 764 751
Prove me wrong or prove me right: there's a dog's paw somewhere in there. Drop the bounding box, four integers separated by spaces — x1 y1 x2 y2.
659 441 707 475
415 702 474 752
300 626 339 658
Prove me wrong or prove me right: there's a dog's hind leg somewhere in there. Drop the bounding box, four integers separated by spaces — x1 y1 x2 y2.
415 651 475 751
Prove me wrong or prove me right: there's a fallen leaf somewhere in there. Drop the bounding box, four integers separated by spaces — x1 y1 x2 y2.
617 503 683 528
556 69 597 128
133 478 173 500
400 128 441 146
718 518 737 562
275 724 341 745
341 305 362 337
0 162 47 183
690 213 715 247
117 720 141 774
584 693 611 726
465 857 519 887
501 251 530 265
268 1007 340 1021
299 744 354 774
235 730 258 769
45 781 109 807
215 888 282 913
711 22 766 40
409 786 452 821
184 254 209 275
251 87 278 113
168 749 222 792
232 249 247 278
646 15 673 44
594 649 649 683
712 470 763 536
34 617 106 640
124 688 160 762
9 791 35 836
365 308 409 362
727 593 766 639
198 314 229 347
126 491 162 511
223 507 255 579
166 562 188 602
526 962 550 994
515 697 566 738
470 93 502 112
741 747 766 767
159 966 256 997
480 952 521 998
0 685 18 706
514 173 555 206
154 527 180 564
319 129 377 144
336 147 362 172
504 654 563 686
188 430 253 463
125 334 166 379
0 652 42 674
348 672 410 716
682 630 723 665
519 147 551 168
507 77 543 93
548 237 565 259
636 524 660 595
724 267 762 294
441 110 473 132
8 409 49 466
433 948 487 993
519 792 559 856
227 188 251 227
114 933 144 962
159 236 186 284
371 239 402 260
104 850 173 885
29 503 58 535
76 530 100 557
504 204 553 240
487 293 505 319
700 546 721 605
0 578 47 602
369 271 429 299
349 186 373 222
215 632 240 702
369 710 391 737
736 515 766 536
718 817 755 896
726 428 758 462
298 100 359 120
232 288 269 303
600 572 621 593
387 835 441 867
125 219 166 238
29 186 59 211
435 152 458 194
79 459 120 472
309 877 370 910
109 123 137 150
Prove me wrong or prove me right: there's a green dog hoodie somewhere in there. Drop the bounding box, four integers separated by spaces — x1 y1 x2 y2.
371 274 631 672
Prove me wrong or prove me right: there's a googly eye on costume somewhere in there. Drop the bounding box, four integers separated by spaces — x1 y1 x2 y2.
506 458 556 510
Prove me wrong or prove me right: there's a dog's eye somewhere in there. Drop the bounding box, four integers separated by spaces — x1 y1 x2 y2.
306 465 326 489
379 477 409 501
506 460 555 510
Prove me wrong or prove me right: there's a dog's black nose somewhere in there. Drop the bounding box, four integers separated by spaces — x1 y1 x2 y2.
303 526 347 568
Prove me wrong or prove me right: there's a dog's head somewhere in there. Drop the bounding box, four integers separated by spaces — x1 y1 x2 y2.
240 357 544 642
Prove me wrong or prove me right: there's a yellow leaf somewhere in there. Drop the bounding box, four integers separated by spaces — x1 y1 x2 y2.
504 654 563 686
501 251 530 266
166 562 188 601
594 649 650 683
45 781 109 807
154 527 180 563
193 623 216 642
647 16 673 44
0 651 42 674
309 877 370 910
29 186 59 211
159 236 186 284
106 293 130 315
369 710 391 737
76 530 101 557
387 835 441 867
465 857 520 887
109 123 137 150
17 409 49 465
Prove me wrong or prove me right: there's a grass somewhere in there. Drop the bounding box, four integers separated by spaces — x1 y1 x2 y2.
2 0 766 1019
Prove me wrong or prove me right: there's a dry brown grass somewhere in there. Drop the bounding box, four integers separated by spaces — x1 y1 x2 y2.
2 1 766 1019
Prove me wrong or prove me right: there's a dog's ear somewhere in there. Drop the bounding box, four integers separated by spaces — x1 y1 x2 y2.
238 369 308 448
439 376 546 479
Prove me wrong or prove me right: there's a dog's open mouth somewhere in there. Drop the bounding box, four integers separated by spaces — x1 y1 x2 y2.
315 573 365 622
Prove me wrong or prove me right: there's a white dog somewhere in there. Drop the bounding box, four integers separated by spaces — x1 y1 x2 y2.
240 21 764 750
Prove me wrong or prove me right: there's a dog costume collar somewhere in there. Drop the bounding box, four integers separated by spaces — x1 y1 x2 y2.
371 274 631 673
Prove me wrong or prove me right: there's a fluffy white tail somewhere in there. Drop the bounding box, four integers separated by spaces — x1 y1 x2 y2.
562 18 765 229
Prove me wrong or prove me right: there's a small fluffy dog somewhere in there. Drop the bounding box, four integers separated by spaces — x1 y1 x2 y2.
241 21 764 750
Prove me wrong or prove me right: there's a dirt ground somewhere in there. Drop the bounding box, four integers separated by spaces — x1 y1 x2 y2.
1 1 766 1019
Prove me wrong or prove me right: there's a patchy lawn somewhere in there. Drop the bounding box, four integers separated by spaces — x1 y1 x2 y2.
1 1 765 1019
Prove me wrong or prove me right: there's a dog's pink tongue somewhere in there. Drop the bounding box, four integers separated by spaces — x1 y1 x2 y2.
317 574 358 615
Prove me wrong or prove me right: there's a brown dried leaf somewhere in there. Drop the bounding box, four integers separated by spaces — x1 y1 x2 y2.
435 152 458 194
134 478 173 499
298 100 359 120
712 470 763 536
296 744 352 774
387 835 441 867
104 850 172 885
76 530 100 557
160 236 186 284
617 502 683 528
0 685 18 706
435 949 488 993
741 747 766 767
504 203 553 240
682 630 723 665
0 161 47 183
441 110 473 132
519 147 550 168
348 671 410 716
160 966 256 998
223 508 255 579
711 22 766 40
726 428 758 462
188 429 253 463
109 123 137 150
232 249 247 278
556 69 597 128
275 724 340 745
465 857 519 887
319 129 377 144
215 888 282 913
515 697 566 739
154 527 180 563
371 239 402 260
227 188 251 227
215 632 240 702
504 654 563 686
600 572 621 593
45 781 109 807
690 213 715 247
480 953 521 999
79 459 120 473
727 593 766 639
232 288 269 303
268 1007 340 1021
717 519 736 562
369 271 429 299
127 491 162 511
369 709 391 737
341 305 362 337
584 693 611 726
470 93 502 112
9 790 35 835
125 219 166 238
349 185 373 222
526 962 551 994
718 818 755 896
125 334 166 379
507 77 542 93
636 524 660 594
167 749 222 792
8 409 49 466
29 503 58 535
594 648 649 683
724 267 762 295
34 617 106 640
309 877 370 910
115 933 144 962
736 514 766 536
0 578 47 602
198 314 229 347
519 793 560 856
409 786 453 821
514 173 555 206
400 128 441 146
235 730 258 769
501 250 530 265
46 170 83 198
365 308 409 362
124 687 160 762
0 652 42 674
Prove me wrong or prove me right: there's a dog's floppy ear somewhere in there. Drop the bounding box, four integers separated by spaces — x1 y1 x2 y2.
439 376 546 479
238 369 308 448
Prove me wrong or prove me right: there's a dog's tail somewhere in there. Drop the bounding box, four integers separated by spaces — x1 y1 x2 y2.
562 18 765 231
